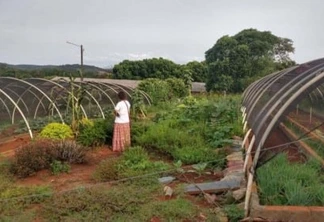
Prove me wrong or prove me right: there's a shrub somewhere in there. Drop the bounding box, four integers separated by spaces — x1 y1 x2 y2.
51 140 88 164
92 158 120 182
39 123 73 140
11 140 56 177
137 78 172 104
11 140 87 178
121 146 149 167
77 118 109 147
118 146 170 177
165 78 188 98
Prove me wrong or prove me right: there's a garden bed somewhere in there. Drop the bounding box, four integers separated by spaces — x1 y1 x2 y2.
244 124 324 222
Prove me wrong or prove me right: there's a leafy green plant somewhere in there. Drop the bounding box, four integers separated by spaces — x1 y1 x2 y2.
131 88 148 119
92 158 120 182
173 160 184 173
39 122 73 140
50 160 70 175
77 118 109 147
118 146 170 177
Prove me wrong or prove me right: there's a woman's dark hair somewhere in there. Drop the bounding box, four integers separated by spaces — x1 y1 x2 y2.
117 91 127 100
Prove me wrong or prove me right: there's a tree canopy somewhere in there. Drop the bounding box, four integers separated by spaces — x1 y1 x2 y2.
205 28 295 93
112 58 207 82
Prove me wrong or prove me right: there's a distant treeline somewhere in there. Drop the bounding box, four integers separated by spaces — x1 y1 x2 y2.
0 59 208 82
0 63 112 79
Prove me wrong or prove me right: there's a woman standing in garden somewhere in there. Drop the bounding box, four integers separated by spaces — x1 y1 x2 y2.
112 91 131 152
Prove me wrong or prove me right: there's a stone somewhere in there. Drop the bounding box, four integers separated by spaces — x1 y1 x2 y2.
185 179 241 194
158 176 176 184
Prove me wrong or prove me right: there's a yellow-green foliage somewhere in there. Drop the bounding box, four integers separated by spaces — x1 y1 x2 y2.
39 123 73 140
79 118 94 127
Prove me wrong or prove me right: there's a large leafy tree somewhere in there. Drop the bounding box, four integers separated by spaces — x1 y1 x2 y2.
205 29 295 93
112 58 184 80
185 61 208 82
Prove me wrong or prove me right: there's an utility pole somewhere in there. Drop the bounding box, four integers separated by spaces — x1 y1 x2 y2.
67 41 84 81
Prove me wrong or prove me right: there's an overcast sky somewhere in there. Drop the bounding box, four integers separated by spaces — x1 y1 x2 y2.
0 0 323 68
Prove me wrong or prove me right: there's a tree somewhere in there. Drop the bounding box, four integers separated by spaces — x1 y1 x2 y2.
112 58 185 80
185 61 207 82
205 29 295 93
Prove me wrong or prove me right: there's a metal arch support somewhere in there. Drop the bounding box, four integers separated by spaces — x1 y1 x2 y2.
3 86 31 114
100 82 152 105
9 86 47 122
242 74 272 106
0 77 64 124
85 82 116 107
137 89 153 106
78 82 105 118
29 78 88 120
57 80 105 119
105 83 133 98
5 88 31 123
0 89 33 138
315 87 324 100
253 64 324 134
0 97 12 120
245 67 297 122
115 84 153 105
64 81 105 119
93 82 119 94
244 71 324 214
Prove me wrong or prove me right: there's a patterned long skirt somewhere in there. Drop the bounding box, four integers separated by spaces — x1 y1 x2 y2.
112 123 131 152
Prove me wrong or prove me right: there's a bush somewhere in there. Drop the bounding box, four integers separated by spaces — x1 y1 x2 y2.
77 118 110 147
138 78 189 104
165 78 189 98
121 146 149 167
11 140 87 178
39 123 73 140
118 146 170 178
92 158 120 182
51 140 87 164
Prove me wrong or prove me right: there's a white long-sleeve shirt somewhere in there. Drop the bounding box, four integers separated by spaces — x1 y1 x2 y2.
114 100 131 123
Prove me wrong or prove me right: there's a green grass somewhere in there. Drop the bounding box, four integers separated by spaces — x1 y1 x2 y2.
257 153 324 206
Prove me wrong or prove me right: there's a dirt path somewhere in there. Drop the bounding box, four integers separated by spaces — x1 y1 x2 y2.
0 133 30 158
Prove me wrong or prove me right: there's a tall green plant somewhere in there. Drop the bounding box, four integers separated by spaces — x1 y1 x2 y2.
131 88 147 120
66 71 86 136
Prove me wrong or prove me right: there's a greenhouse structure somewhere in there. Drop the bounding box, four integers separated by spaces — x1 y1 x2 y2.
0 77 151 138
241 57 324 219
